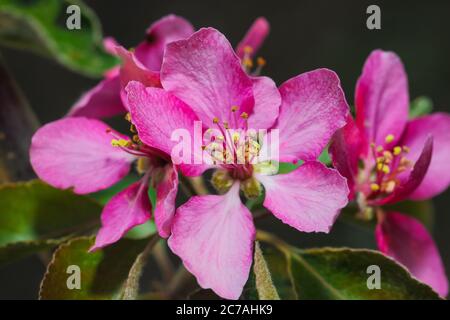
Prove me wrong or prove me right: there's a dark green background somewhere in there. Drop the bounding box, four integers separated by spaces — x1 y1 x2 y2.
1 0 449 299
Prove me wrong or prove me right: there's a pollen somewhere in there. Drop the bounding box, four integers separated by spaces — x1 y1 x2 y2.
382 165 390 174
257 57 266 67
385 134 395 143
124 113 132 122
403 146 410 153
383 150 393 160
243 57 253 68
370 183 380 192
231 105 239 112
240 112 249 119
243 45 253 54
376 145 384 152
223 121 229 129
384 180 396 193
393 146 402 156
213 117 219 124
111 139 130 148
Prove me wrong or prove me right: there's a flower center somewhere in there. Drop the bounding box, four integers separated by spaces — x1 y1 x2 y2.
363 134 414 199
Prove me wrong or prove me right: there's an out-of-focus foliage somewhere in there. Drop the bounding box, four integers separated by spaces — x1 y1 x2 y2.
246 238 440 300
39 236 154 300
409 96 433 118
0 180 101 265
0 0 117 77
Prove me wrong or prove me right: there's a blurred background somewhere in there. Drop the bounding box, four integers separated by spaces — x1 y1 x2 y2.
1 0 449 299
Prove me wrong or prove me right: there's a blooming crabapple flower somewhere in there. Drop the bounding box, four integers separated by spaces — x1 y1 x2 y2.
29 116 178 251
67 16 269 119
126 28 350 299
329 50 450 296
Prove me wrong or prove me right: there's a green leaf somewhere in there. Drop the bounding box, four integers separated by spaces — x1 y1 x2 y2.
0 180 101 264
247 233 440 300
253 241 280 300
0 238 66 265
409 96 433 118
90 174 139 206
39 236 155 299
318 147 331 165
0 0 117 77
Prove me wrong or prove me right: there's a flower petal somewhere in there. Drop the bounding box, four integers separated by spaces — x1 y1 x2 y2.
30 117 134 194
257 161 349 233
66 71 126 118
90 181 152 251
329 115 365 200
161 28 254 129
401 113 450 200
276 69 349 162
126 81 199 158
135 14 194 71
376 212 448 297
116 46 161 101
168 183 255 300
154 164 178 238
236 17 270 59
355 50 409 148
248 76 281 130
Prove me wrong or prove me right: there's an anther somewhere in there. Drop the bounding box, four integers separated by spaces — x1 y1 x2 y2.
243 46 253 54
231 106 239 112
240 112 249 119
124 113 131 122
385 134 395 143
257 57 266 67
370 183 380 192
393 146 402 156
213 117 219 124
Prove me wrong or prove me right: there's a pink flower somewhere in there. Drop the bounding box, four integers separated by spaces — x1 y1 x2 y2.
330 50 450 297
29 116 178 251
126 28 349 299
67 15 269 119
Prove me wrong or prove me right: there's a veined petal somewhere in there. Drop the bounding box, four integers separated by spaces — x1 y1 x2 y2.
276 69 349 162
135 14 194 71
376 212 448 297
329 115 366 200
66 71 126 118
236 17 270 59
126 81 199 159
257 161 349 233
30 117 134 194
161 28 255 129
90 181 152 251
168 183 255 300
401 113 450 200
154 164 178 238
248 76 281 130
355 50 409 148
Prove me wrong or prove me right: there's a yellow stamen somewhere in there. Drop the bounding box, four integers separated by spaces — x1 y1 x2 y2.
382 165 390 174
240 112 249 119
403 146 410 153
243 46 253 54
257 57 266 67
213 117 219 124
393 146 402 156
384 180 396 193
377 162 384 171
124 113 131 122
383 150 393 160
376 145 384 152
370 183 380 192
223 122 229 129
385 134 395 143
376 156 385 163
231 105 239 112
243 57 253 68
111 139 130 147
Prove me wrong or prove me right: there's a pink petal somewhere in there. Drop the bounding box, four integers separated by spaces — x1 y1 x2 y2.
374 137 433 206
115 46 161 110
376 212 448 297
135 14 194 71
161 28 255 129
66 72 126 118
276 69 349 162
126 81 199 159
257 161 349 233
355 50 409 148
329 115 365 200
103 37 120 55
168 183 255 300
248 76 281 130
236 17 270 59
154 164 179 238
401 113 450 200
30 117 134 194
90 181 152 251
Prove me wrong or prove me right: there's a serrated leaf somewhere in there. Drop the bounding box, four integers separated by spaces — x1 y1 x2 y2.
246 233 440 300
39 236 155 299
0 0 117 77
253 241 280 300
409 96 433 118
0 180 101 264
